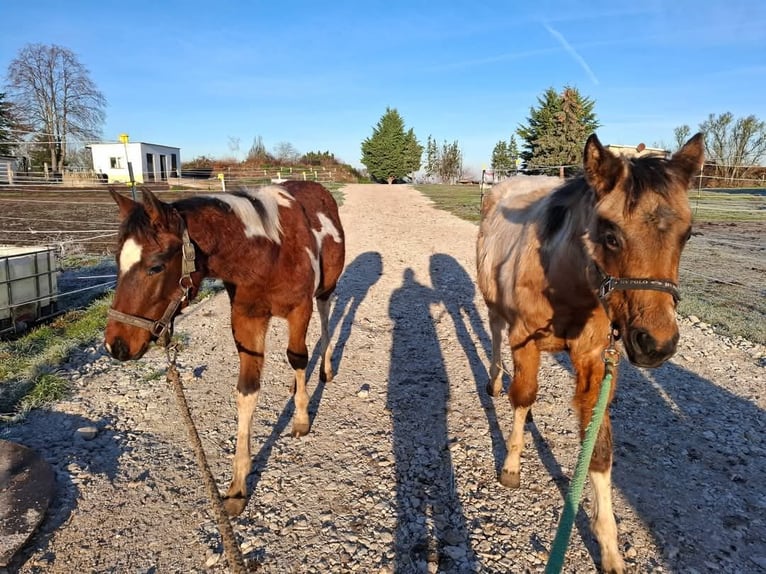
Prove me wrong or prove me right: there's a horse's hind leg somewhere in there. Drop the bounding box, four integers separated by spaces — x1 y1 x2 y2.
225 313 269 517
499 338 540 488
573 352 625 574
486 307 506 397
287 300 313 437
316 294 334 383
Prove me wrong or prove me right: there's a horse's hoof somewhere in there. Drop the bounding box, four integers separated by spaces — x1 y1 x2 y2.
292 422 310 437
600 555 626 574
499 469 521 488
223 495 247 517
486 382 501 397
319 368 334 383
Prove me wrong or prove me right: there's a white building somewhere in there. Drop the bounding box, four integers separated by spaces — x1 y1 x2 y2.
0 155 16 184
89 142 181 184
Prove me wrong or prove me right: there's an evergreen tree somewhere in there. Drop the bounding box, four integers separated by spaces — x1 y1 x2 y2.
517 86 598 176
491 140 511 171
437 140 462 184
0 93 14 156
361 107 422 184
425 135 438 181
508 135 520 170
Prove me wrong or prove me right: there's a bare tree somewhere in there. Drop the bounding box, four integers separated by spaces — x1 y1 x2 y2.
673 125 691 151
227 136 241 161
5 43 106 172
699 112 766 185
273 141 301 165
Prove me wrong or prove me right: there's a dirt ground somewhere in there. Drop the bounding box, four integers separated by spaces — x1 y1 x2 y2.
1 184 765 573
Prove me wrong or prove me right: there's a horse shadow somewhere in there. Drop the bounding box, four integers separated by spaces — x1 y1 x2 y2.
387 267 477 572
0 411 122 570
609 358 765 571
544 347 766 570
242 252 382 504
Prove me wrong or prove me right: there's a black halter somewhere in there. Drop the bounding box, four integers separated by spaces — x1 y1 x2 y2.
107 224 197 346
594 263 681 305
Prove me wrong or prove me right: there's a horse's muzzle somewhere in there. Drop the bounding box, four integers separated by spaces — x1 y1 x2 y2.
105 336 148 361
625 327 679 367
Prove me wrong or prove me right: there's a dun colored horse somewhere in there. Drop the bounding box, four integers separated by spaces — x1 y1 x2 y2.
104 181 345 516
476 134 703 572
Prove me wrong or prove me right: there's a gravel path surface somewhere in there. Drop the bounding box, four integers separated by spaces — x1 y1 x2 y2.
2 184 765 574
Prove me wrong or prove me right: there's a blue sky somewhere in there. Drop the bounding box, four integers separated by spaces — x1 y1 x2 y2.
1 0 764 174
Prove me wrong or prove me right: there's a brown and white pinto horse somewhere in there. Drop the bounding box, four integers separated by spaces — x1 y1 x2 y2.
476 134 704 572
105 181 345 516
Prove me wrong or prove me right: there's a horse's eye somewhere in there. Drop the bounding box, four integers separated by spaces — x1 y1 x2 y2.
147 264 165 275
604 232 620 250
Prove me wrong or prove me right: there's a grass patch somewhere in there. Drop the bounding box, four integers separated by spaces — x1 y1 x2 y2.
0 295 112 421
414 184 483 222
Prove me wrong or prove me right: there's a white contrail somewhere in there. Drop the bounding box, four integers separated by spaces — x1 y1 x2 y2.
543 22 599 85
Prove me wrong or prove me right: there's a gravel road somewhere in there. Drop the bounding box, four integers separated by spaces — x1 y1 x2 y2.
2 184 765 574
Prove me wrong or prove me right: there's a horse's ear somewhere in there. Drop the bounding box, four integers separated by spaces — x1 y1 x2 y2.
670 132 705 185
109 187 137 220
583 134 625 198
141 188 171 226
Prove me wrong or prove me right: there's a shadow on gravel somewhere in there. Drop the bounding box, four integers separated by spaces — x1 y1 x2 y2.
429 254 507 473
544 349 766 571
0 411 122 570
610 359 766 572
429 255 601 569
328 251 383 377
387 267 477 572
243 252 383 505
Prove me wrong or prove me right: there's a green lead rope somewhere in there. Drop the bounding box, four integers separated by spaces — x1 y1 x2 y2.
545 358 616 574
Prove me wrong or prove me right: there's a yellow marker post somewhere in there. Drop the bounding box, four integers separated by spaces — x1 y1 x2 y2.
119 133 136 200
217 172 226 192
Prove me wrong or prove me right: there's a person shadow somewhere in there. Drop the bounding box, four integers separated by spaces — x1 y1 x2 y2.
429 254 507 472
387 267 476 572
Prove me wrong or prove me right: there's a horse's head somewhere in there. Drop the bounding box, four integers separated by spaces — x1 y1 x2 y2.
583 133 704 367
105 189 195 361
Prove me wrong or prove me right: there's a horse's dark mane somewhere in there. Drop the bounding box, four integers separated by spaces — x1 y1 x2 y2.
540 177 593 241
624 156 678 211
540 155 682 241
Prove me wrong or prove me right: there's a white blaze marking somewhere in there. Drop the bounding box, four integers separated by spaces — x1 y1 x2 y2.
119 238 142 275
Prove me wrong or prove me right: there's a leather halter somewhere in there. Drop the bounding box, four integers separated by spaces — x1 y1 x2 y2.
593 263 681 305
591 262 680 345
108 225 197 346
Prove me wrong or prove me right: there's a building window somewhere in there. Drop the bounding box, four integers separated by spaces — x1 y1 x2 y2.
110 157 123 169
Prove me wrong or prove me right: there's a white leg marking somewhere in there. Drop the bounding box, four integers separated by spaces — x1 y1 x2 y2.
590 468 626 573
292 368 310 435
119 238 142 275
502 405 530 478
228 389 259 498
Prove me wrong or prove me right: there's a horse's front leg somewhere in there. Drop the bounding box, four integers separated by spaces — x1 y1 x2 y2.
287 300 313 437
224 313 269 517
316 294 334 383
499 335 540 488
572 351 625 574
